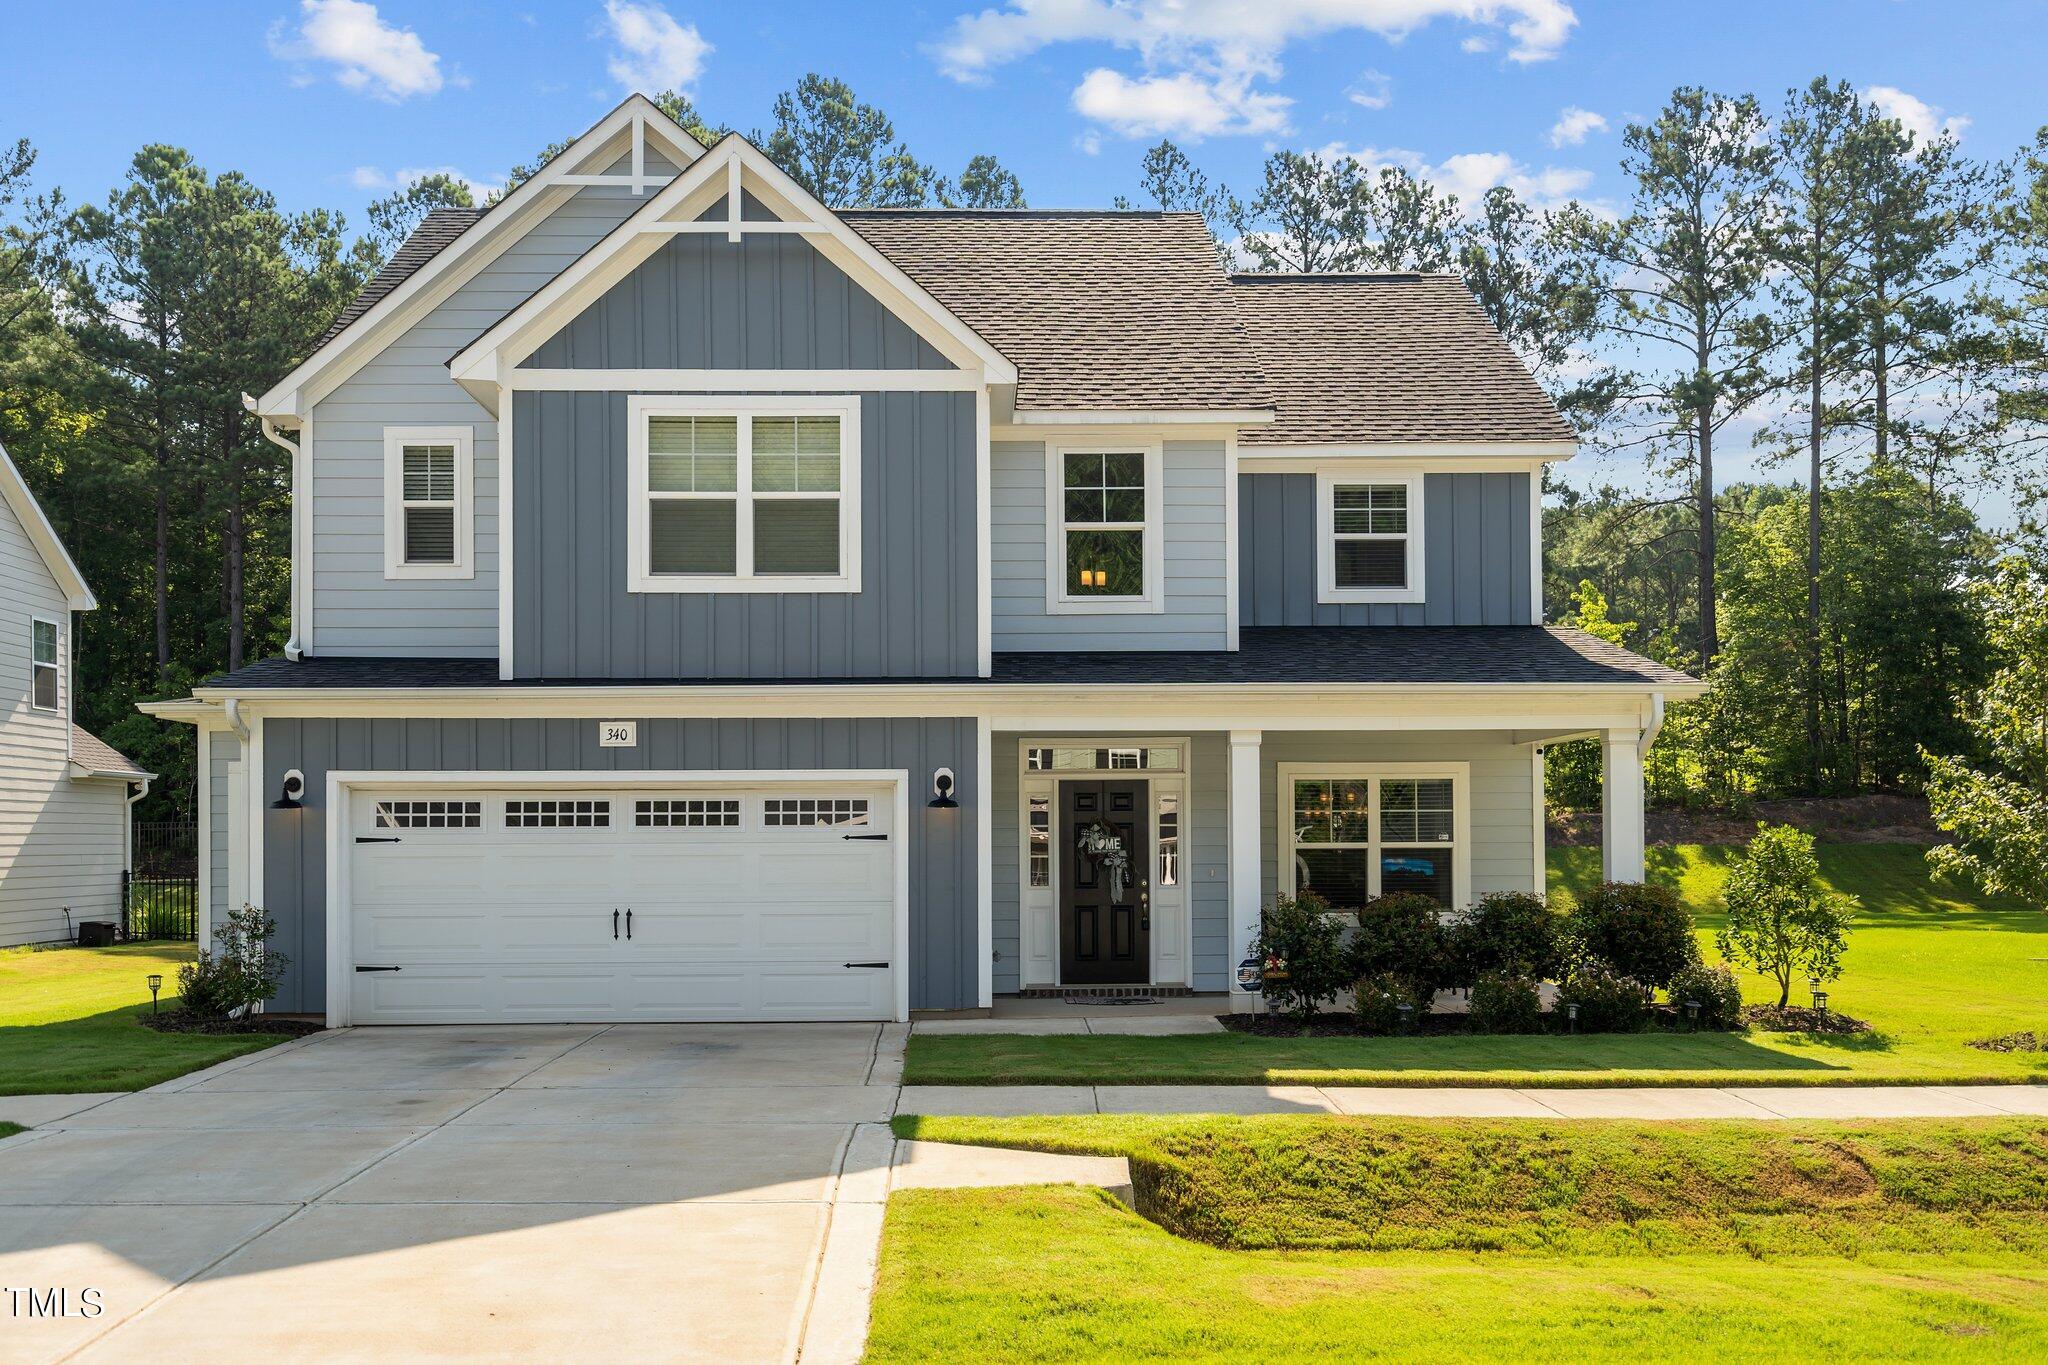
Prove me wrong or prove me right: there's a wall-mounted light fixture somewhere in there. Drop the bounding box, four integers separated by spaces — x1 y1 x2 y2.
272 768 306 810
929 767 959 809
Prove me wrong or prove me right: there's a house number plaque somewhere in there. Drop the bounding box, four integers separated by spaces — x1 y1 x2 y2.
598 721 638 748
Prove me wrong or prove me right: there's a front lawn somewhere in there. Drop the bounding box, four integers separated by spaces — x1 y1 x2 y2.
0 943 290 1095
905 843 2048 1087
868 1114 2048 1360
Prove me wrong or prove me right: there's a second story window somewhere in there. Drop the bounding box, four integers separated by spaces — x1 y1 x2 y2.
1317 471 1424 605
628 397 861 594
384 427 474 580
1048 442 1162 614
29 617 59 711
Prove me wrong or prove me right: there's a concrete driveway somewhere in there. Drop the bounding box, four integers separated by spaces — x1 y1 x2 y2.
0 1024 903 1364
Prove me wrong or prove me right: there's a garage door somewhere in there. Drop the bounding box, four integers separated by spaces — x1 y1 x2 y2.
344 783 896 1024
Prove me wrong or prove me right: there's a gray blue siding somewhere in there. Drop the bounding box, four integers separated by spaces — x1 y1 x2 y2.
1238 471 1535 626
512 390 976 678
259 715 979 1015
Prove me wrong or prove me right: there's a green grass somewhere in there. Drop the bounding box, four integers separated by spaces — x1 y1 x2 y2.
905 843 2048 1087
868 1114 2048 1361
0 1124 20 1140
0 943 291 1095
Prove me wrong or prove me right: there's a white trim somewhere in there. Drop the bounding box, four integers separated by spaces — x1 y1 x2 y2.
497 392 515 681
976 717 994 1007
298 412 316 653
382 426 474 580
226 756 246 921
1600 730 1646 883
1531 742 1547 895
1226 729 1262 1014
28 614 61 712
1240 440 1575 463
1245 454 1557 476
195 726 215 948
322 768 912 1027
1315 469 1425 605
1010 409 1273 427
1529 464 1545 624
254 96 707 418
0 441 94 610
1275 760 1473 910
624 394 862 595
975 386 992 678
1044 439 1165 616
1224 430 1241 651
509 368 980 393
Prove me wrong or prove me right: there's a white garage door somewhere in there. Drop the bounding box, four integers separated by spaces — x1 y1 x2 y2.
344 783 897 1024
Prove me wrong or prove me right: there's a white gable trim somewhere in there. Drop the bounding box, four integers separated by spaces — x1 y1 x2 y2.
448 136 1017 405
253 96 707 420
0 441 94 611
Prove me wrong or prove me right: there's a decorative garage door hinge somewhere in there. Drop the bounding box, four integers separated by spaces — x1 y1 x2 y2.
842 833 889 841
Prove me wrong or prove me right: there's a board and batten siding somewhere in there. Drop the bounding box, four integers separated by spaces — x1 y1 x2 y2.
992 440 1230 652
0 493 127 946
1238 471 1535 626
309 164 677 657
259 715 979 1015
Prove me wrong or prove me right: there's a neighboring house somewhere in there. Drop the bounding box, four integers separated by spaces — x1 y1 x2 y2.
1 441 154 947
144 97 1702 1025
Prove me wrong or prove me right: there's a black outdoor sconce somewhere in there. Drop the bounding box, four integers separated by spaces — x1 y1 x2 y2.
271 768 306 810
929 767 959 809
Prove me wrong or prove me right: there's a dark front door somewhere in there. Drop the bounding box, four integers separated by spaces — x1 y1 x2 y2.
1060 780 1150 985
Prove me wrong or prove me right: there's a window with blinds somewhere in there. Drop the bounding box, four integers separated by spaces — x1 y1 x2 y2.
384 427 471 579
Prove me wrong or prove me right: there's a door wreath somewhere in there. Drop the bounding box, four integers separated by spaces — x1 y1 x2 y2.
1075 821 1132 902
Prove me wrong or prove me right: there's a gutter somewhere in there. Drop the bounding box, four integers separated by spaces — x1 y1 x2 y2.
247 394 304 661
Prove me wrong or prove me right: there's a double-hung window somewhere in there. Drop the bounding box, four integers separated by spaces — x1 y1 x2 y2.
383 427 474 579
1316 471 1423 603
1048 442 1162 613
628 396 861 593
29 617 59 711
1282 766 1466 912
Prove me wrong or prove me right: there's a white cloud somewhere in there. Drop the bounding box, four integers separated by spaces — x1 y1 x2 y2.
932 0 1576 139
1329 142 1593 212
1347 69 1393 110
1548 105 1606 147
267 0 445 102
602 0 710 92
351 164 501 200
1863 85 1969 147
1461 34 1494 52
1075 130 1104 155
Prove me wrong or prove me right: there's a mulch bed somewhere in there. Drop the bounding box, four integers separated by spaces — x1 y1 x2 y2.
137 1010 327 1038
1742 1004 1871 1035
1968 1031 2044 1053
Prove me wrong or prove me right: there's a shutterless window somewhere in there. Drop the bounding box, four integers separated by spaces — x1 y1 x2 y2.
1028 796 1051 887
1288 776 1456 911
1061 451 1146 598
29 618 58 711
1331 484 1410 589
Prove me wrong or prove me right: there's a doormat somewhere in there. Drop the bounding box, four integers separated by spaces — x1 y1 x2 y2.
1017 985 1194 1000
1063 993 1157 1007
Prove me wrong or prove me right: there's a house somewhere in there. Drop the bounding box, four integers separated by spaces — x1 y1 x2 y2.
1 441 154 947
142 96 1701 1024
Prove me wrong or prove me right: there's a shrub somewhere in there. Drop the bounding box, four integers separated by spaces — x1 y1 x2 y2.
1251 890 1352 1025
1352 972 1415 1035
1449 891 1565 983
1554 960 1655 1033
1717 823 1858 1008
1350 892 1448 1002
1467 970 1544 1034
177 903 288 1019
1569 881 1698 989
1667 961 1745 1030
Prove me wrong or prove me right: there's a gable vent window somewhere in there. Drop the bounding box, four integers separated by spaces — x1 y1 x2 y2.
29 617 59 712
1317 472 1424 604
375 800 482 830
506 799 611 829
763 797 870 829
630 398 860 594
636 798 741 828
384 427 473 580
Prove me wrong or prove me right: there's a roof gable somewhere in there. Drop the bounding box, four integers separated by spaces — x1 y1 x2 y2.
0 440 93 611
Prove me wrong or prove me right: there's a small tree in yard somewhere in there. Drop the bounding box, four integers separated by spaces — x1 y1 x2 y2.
1717 824 1856 1007
1250 890 1352 1027
177 903 288 1018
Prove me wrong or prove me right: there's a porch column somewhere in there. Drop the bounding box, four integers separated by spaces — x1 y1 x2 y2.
1601 728 1645 883
1228 729 1263 1014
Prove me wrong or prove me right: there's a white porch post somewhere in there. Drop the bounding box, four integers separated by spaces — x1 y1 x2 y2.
1601 728 1645 883
1227 729 1263 1014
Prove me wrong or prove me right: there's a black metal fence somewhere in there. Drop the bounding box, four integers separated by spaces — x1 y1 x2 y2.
125 821 198 942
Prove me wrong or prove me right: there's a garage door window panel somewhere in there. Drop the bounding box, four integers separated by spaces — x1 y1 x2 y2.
635 798 742 828
763 797 871 829
375 799 482 830
505 799 612 828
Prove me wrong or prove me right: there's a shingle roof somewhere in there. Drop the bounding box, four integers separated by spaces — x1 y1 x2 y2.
70 725 152 779
841 210 1271 414
1228 273 1574 446
315 207 483 348
200 628 1693 691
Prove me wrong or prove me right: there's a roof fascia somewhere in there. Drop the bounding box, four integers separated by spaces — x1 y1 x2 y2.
254 95 706 419
0 442 94 610
1006 409 1275 427
1238 440 1576 462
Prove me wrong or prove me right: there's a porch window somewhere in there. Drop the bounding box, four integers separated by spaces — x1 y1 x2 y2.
384 427 474 579
1286 771 1460 911
1026 745 1181 772
1316 471 1423 604
1158 793 1180 888
1049 443 1162 612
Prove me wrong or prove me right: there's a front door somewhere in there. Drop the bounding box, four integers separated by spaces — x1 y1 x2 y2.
1060 780 1150 985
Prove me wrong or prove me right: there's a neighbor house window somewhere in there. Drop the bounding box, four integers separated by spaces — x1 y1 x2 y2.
1316 471 1423 604
1283 768 1464 911
384 427 474 580
1048 443 1161 613
29 617 59 711
628 396 861 593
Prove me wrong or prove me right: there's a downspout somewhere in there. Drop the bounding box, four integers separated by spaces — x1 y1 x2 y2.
1638 692 1666 760
247 395 303 661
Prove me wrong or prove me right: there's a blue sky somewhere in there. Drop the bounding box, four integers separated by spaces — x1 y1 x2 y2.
7 0 2044 500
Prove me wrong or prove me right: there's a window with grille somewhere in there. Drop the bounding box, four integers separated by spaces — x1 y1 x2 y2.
1286 773 1459 911
630 399 859 592
505 799 611 828
1054 447 1157 608
635 798 741 828
375 800 482 830
29 617 58 711
1318 473 1422 603
1028 796 1050 887
385 428 471 578
1158 793 1180 888
763 797 870 828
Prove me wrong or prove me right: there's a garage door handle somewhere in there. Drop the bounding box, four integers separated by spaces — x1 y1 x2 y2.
355 836 401 844
842 833 889 841
844 961 889 969
625 909 633 940
613 909 619 940
355 965 401 973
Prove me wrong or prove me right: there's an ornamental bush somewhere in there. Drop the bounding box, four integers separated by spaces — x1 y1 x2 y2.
1251 890 1352 1026
1349 892 1448 1002
177 903 288 1019
1667 960 1745 1031
1554 960 1655 1033
1467 970 1545 1034
1569 881 1698 989
1449 891 1566 983
1352 972 1416 1035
